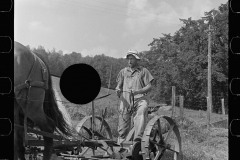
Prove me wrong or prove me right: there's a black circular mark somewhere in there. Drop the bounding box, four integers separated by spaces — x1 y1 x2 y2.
60 63 101 104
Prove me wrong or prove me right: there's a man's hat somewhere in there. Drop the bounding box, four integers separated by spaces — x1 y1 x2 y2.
124 49 140 60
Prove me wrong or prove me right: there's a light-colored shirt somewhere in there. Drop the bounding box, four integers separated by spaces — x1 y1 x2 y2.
116 66 154 106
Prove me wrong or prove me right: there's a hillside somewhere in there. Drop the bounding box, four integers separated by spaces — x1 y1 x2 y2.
51 75 119 125
51 75 228 160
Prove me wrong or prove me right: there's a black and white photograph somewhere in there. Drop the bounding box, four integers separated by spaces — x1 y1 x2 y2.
14 0 229 159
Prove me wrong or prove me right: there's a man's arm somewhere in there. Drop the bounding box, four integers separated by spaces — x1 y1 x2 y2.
116 84 123 98
115 83 123 91
115 69 124 97
133 68 154 96
115 69 123 90
133 81 152 96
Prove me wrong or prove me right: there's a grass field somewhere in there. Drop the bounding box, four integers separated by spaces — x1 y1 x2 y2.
52 76 228 160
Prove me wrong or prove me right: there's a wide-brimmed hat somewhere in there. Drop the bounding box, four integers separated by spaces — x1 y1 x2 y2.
124 49 140 60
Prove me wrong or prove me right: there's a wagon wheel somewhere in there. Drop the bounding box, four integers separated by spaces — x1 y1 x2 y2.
141 115 182 160
75 115 113 157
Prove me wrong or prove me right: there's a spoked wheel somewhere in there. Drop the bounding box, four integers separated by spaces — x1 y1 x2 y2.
141 115 182 160
75 115 113 157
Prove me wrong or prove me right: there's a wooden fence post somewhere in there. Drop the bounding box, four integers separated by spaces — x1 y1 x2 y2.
221 98 225 115
180 95 184 121
171 86 176 117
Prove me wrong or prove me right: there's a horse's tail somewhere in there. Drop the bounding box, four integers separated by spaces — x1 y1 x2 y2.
34 52 73 137
44 73 73 137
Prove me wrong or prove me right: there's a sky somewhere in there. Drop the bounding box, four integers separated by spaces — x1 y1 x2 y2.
14 0 228 59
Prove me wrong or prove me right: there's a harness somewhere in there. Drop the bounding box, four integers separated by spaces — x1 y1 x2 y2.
14 51 49 146
14 52 48 93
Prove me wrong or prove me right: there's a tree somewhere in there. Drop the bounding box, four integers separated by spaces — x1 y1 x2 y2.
145 2 228 111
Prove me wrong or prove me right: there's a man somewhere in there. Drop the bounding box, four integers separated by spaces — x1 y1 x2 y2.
115 49 154 146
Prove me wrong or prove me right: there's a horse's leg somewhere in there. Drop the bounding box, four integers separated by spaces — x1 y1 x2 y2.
14 101 20 160
37 117 55 160
14 106 19 160
14 101 27 160
17 129 27 160
41 116 55 160
25 89 55 160
15 131 26 160
28 111 55 160
17 117 27 160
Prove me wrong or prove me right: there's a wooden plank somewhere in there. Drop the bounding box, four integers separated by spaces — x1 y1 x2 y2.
28 127 65 140
27 139 117 149
14 124 65 140
54 140 82 148
171 86 176 117
221 98 225 115
179 96 184 121
27 139 81 147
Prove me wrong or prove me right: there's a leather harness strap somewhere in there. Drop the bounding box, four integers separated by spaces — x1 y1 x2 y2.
14 52 48 93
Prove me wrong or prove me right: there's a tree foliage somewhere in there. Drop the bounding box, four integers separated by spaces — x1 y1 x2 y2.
144 2 228 111
29 2 228 113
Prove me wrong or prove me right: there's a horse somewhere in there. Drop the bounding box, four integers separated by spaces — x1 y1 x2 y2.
14 41 72 160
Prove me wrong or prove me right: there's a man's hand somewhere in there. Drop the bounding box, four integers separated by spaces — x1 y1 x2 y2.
116 89 122 98
132 90 140 96
132 83 152 96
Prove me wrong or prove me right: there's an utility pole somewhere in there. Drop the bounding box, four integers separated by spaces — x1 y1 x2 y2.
107 65 113 95
206 23 213 129
203 9 218 129
207 24 213 115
